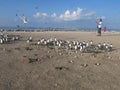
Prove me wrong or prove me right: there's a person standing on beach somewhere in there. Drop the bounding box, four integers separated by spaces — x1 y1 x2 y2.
104 26 106 32
96 18 102 36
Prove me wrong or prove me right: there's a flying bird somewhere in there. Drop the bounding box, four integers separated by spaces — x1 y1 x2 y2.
16 13 28 24
22 15 27 24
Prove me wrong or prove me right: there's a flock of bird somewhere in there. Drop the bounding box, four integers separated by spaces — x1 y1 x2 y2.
0 33 20 44
0 32 113 53
27 37 113 53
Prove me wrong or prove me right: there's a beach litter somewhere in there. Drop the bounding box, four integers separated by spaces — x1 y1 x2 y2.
28 57 39 63
95 63 101 66
81 64 88 67
55 66 69 70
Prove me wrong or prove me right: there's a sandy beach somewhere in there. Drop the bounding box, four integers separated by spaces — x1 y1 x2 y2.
0 31 120 90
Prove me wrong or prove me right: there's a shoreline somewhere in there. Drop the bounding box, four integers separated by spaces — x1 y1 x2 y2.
0 28 120 33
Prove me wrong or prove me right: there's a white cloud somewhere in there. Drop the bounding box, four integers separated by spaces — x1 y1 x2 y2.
85 11 95 17
33 7 96 22
100 16 106 19
51 13 57 17
33 12 47 18
42 13 47 17
59 8 83 21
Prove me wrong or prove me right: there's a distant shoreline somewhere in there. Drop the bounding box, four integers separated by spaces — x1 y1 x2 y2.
0 29 120 33
0 27 120 32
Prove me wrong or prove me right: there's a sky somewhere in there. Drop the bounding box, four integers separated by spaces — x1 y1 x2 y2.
0 0 120 30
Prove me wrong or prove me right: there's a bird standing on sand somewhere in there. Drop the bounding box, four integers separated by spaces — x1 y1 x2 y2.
0 38 3 44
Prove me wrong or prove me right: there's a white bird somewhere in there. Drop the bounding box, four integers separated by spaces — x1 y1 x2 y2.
90 40 93 45
29 37 32 41
86 42 89 47
18 14 27 24
110 44 112 48
54 38 57 41
83 45 86 49
27 39 30 43
80 46 83 52
15 36 19 40
73 41 76 45
58 43 61 47
108 44 113 51
76 41 79 45
83 41 85 45
103 42 106 46
22 16 27 24
56 41 59 46
44 41 47 45
79 42 82 46
67 40 70 44
74 45 78 50
5 38 8 42
98 43 101 49
12 37 15 41
69 44 72 49
47 40 50 43
40 39 44 43
105 45 108 49
0 39 3 44
37 41 40 45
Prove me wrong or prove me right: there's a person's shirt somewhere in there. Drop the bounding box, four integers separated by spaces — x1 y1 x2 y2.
99 21 102 25
98 24 101 28
97 21 102 28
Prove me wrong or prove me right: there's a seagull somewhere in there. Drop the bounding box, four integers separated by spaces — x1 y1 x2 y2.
90 40 93 45
82 41 86 45
58 43 61 47
73 41 76 45
56 41 59 46
76 41 79 45
54 38 57 42
86 42 89 47
37 40 40 45
80 46 83 52
27 39 30 43
103 42 106 46
40 39 45 43
107 44 113 51
98 43 101 49
0 38 3 44
110 44 113 48
44 40 47 45
22 15 27 24
29 37 32 41
68 43 72 49
74 45 78 50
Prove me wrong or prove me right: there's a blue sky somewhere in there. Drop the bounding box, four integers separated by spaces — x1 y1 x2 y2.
0 0 120 29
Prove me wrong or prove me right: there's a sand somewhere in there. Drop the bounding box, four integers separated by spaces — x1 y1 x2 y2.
0 31 120 90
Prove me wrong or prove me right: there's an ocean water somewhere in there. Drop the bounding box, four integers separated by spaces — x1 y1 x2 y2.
0 26 120 32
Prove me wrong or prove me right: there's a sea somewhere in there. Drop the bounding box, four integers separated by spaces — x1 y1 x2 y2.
0 26 120 32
